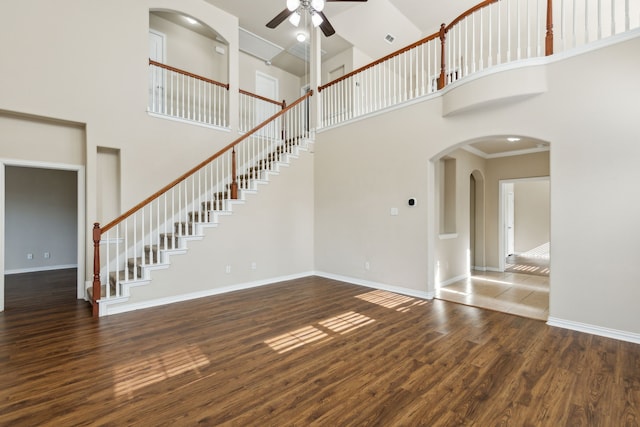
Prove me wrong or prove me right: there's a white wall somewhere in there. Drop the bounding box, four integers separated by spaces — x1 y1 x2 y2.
435 148 486 284
239 52 302 104
0 0 241 291
315 34 640 337
149 12 228 83
514 180 550 254
4 167 77 273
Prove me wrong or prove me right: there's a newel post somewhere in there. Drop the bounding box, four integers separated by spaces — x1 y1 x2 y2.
545 0 554 55
438 23 447 90
92 223 101 317
230 147 238 199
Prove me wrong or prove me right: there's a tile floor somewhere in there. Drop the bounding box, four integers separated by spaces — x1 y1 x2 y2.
435 269 550 321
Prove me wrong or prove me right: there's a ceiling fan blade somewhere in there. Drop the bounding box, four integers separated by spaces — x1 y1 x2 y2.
318 12 336 37
266 8 293 29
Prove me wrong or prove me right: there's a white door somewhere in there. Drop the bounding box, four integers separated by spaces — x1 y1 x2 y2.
148 30 165 112
255 72 279 137
506 190 515 256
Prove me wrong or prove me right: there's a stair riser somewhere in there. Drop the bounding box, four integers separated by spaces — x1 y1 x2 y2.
175 223 196 235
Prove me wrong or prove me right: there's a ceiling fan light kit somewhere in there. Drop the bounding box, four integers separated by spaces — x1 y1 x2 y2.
287 0 301 11
311 11 324 27
311 0 326 12
289 12 301 26
267 0 368 38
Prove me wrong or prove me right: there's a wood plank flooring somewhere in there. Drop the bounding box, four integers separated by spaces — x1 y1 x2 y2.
1 270 639 426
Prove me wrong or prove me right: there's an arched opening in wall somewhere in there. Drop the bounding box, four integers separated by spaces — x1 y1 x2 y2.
148 10 230 127
432 136 550 321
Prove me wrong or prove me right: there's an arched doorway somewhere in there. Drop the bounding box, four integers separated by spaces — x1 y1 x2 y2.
430 136 550 320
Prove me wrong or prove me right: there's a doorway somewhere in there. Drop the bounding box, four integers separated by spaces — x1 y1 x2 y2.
1 161 85 312
430 144 551 320
256 72 279 137
499 178 550 274
149 29 166 113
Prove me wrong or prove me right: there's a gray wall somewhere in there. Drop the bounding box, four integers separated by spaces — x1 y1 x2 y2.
5 166 77 273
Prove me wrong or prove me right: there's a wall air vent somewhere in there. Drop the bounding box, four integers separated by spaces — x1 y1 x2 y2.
385 34 395 44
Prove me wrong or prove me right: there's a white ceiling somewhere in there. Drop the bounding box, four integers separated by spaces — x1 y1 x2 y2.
204 0 479 76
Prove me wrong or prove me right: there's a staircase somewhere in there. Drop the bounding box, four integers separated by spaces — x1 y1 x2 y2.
89 93 313 316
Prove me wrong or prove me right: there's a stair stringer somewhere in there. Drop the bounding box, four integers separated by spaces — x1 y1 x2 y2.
99 140 315 316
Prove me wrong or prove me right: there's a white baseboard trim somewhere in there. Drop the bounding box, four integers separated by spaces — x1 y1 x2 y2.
437 273 469 287
547 317 640 345
485 267 503 272
103 271 315 316
313 271 434 300
5 264 78 275
472 266 487 272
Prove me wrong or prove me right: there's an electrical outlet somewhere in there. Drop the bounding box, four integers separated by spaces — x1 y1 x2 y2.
390 207 399 216
225 265 231 274
27 253 33 260
44 252 50 259
365 261 370 271
251 262 257 270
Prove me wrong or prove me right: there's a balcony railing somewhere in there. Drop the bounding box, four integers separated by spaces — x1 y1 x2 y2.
148 60 229 128
318 0 639 128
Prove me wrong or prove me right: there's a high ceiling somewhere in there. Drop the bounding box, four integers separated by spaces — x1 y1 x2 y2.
205 0 479 76
176 0 551 157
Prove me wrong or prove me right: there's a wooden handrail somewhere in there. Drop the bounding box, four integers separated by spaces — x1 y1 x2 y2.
239 89 286 108
149 59 229 89
100 90 313 234
318 32 440 92
445 0 499 32
320 0 556 93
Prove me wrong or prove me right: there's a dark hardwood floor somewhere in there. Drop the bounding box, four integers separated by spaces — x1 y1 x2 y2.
1 270 639 426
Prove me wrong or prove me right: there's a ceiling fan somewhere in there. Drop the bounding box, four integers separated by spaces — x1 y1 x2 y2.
267 0 368 37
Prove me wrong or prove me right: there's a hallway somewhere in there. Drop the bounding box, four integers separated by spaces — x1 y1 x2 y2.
435 257 550 321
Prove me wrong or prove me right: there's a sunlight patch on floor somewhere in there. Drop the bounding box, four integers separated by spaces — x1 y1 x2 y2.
356 290 415 309
264 325 330 354
319 311 375 334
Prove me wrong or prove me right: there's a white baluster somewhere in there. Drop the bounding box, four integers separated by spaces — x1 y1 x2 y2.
526 0 531 58
162 68 167 115
105 229 110 298
560 0 565 51
537 0 542 56
585 0 589 43
181 74 185 118
518 0 523 59
480 8 485 70
169 72 174 117
507 0 512 61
